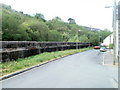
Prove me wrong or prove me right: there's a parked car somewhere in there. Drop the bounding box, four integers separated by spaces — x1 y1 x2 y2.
94 46 100 49
100 47 107 52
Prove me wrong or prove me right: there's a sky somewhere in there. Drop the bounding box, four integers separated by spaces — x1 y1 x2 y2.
1 0 117 31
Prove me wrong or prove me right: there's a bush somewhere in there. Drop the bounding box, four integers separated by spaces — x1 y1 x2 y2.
109 44 113 49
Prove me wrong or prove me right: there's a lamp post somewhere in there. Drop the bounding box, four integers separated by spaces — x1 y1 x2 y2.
76 30 81 49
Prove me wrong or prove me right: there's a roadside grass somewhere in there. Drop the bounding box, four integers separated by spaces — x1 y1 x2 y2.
1 47 92 76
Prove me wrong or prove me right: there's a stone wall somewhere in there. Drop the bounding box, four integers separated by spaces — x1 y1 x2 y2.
0 41 90 62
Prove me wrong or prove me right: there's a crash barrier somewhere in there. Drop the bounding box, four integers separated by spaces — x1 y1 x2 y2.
0 41 91 62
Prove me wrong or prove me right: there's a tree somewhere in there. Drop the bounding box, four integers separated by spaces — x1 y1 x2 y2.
34 13 46 22
48 30 63 41
68 18 76 24
23 19 49 41
2 6 21 40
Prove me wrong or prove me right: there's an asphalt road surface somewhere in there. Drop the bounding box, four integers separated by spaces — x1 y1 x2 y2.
2 50 114 88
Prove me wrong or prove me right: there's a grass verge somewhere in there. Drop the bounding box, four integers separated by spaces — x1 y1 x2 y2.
0 47 92 76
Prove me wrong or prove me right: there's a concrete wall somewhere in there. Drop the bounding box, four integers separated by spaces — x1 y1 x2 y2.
113 0 120 64
118 1 120 63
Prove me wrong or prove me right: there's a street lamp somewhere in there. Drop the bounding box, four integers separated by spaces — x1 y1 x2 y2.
76 30 81 49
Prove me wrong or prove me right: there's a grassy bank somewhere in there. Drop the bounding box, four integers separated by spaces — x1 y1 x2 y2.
1 48 92 76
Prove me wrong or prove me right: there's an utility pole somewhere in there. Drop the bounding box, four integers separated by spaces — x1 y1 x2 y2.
105 0 119 65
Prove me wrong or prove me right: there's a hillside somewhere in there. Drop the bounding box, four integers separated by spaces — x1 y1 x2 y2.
1 3 111 45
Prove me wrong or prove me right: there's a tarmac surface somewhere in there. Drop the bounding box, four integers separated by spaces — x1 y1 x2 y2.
103 49 118 88
1 49 118 88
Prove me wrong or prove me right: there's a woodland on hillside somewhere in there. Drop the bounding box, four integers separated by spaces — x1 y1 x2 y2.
1 4 111 45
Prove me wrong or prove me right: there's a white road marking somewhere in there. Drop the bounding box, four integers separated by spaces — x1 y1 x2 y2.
102 53 105 65
110 78 118 88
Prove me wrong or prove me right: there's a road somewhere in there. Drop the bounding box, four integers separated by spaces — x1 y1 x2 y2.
2 50 114 88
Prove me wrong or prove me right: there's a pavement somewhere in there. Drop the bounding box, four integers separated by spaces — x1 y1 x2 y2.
104 49 114 65
103 49 118 88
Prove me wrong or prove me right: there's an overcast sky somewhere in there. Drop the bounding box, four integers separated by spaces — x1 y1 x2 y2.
1 0 118 31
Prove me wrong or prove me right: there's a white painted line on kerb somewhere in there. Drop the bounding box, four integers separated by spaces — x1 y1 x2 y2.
102 53 105 65
110 78 118 88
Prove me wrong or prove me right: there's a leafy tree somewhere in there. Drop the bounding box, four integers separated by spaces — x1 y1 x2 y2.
2 7 21 40
68 18 76 24
48 30 63 41
22 19 49 41
34 13 46 22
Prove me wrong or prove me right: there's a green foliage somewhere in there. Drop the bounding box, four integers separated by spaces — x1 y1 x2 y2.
23 19 49 41
46 17 68 32
48 30 63 41
79 35 89 42
2 3 111 44
109 44 113 49
2 8 21 40
34 13 46 22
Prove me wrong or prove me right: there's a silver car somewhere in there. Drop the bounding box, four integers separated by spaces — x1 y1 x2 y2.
100 47 107 52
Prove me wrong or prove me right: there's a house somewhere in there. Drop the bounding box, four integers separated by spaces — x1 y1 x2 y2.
101 34 113 48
